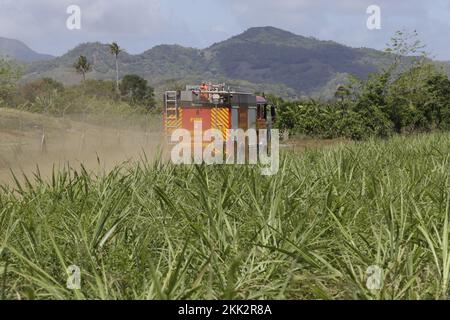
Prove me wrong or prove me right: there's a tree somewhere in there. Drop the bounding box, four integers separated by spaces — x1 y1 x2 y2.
74 55 92 81
384 30 428 75
109 42 123 92
120 74 155 108
334 85 350 102
21 78 64 103
424 71 450 130
0 58 22 107
383 31 442 132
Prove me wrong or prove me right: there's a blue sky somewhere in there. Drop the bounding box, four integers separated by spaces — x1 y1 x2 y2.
0 0 449 60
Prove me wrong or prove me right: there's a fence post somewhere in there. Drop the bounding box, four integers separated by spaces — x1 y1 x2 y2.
41 127 47 153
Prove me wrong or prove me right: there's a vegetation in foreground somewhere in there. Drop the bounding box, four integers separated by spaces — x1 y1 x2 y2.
0 132 449 300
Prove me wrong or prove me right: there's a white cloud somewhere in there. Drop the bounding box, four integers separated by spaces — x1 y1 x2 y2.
0 0 194 55
0 0 449 59
225 0 450 59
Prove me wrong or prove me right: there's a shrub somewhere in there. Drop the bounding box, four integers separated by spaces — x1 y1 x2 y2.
20 78 64 103
120 74 156 108
276 62 449 140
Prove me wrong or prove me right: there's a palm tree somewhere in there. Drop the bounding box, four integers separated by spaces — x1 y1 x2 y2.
335 85 350 102
109 42 123 92
74 55 92 82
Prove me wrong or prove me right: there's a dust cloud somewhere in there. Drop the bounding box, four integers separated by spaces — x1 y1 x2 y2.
0 109 166 186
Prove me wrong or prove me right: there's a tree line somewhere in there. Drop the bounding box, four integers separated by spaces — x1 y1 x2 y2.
73 42 156 108
0 41 156 116
275 31 450 140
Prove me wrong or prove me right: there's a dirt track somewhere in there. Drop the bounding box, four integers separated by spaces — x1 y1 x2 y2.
0 109 164 186
0 109 348 187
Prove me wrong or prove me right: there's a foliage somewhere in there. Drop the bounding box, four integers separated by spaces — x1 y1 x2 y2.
277 62 450 140
120 74 156 108
0 58 23 107
109 42 122 57
425 73 450 130
0 133 449 299
20 78 64 103
109 42 123 92
0 72 161 118
276 31 450 140
277 101 368 140
385 30 427 68
334 85 351 101
74 55 92 81
15 79 148 117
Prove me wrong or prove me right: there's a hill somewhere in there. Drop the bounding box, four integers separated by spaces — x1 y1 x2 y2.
22 27 449 99
204 27 392 96
0 37 54 62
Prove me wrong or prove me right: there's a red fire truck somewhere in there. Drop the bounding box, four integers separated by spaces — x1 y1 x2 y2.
163 82 276 148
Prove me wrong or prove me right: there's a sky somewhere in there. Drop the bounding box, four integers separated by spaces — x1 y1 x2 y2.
0 0 449 60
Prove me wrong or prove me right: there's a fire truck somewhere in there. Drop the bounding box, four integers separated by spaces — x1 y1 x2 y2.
163 82 276 151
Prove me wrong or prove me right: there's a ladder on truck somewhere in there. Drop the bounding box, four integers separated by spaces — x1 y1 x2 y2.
164 91 179 142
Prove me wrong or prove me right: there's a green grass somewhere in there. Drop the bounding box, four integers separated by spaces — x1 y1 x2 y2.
0 132 449 300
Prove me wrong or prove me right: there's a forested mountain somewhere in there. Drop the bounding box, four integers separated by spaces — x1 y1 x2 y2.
21 26 450 99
